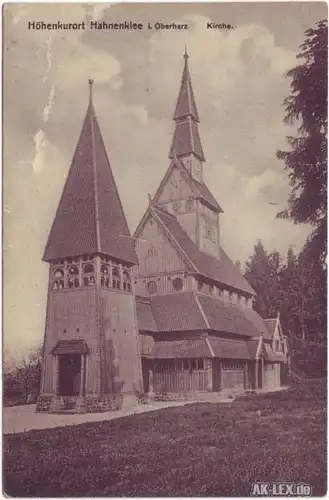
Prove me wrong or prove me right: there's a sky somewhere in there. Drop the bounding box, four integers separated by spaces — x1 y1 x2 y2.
3 2 327 354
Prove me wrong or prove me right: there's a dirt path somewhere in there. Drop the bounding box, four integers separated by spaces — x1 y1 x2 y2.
4 398 232 435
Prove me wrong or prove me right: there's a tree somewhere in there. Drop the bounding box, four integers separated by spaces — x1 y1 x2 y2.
3 345 43 405
277 20 328 264
244 240 282 318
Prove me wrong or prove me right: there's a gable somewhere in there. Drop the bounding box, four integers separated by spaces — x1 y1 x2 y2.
134 214 189 276
156 165 195 204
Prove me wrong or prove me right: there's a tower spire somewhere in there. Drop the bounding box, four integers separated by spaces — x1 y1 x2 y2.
169 50 205 165
43 82 137 265
88 78 94 104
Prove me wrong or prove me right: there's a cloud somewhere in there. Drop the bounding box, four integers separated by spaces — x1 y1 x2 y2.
4 4 312 353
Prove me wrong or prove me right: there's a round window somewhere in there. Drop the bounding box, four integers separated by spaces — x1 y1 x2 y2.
172 277 183 291
147 281 157 294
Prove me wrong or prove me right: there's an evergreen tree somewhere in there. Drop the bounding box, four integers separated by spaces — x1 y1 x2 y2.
277 20 327 264
244 240 282 318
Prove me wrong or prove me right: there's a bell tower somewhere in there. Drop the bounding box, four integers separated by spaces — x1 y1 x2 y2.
37 80 142 414
165 50 222 259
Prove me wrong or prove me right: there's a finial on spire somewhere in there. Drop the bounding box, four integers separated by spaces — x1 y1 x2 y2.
88 78 94 103
184 45 189 60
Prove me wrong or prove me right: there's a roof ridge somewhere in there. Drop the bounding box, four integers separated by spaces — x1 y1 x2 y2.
193 291 210 329
154 205 177 220
90 103 101 252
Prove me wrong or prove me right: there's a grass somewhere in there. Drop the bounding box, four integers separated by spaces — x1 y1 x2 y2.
3 380 327 497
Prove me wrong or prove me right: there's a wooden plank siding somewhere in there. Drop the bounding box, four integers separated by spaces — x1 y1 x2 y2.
153 369 208 393
134 216 188 277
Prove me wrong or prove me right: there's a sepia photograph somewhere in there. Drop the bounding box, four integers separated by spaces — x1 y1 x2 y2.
3 2 327 497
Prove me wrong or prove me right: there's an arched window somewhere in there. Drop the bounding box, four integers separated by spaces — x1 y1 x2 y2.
101 264 109 275
54 268 64 278
147 281 157 294
83 276 95 287
82 260 95 288
52 279 64 290
112 267 121 289
68 266 79 276
173 277 183 292
84 264 94 274
123 271 131 292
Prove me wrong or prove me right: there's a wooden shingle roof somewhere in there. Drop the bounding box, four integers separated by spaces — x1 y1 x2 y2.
154 207 255 295
173 51 199 122
208 338 253 359
264 318 277 338
51 339 88 355
169 119 205 161
149 338 211 359
136 292 269 339
43 84 137 265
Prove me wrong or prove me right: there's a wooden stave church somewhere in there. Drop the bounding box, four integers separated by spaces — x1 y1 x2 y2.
37 52 288 414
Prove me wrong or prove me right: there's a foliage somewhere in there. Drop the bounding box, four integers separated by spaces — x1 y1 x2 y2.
3 345 43 406
244 239 326 376
244 240 281 318
277 20 328 263
3 380 326 497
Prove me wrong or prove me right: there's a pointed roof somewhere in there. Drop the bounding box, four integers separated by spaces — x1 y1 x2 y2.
173 48 199 122
43 80 137 265
153 207 255 295
151 156 223 213
169 50 205 161
169 118 205 161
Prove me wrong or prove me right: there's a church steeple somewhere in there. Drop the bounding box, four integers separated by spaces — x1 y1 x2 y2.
169 50 205 179
43 80 137 265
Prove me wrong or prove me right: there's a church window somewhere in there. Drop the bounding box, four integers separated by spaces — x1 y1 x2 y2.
82 260 95 287
84 264 94 274
209 285 215 295
123 271 131 292
275 340 279 351
68 266 79 275
183 359 190 370
112 267 121 289
146 245 157 258
197 281 203 291
52 279 64 290
101 264 110 274
186 197 194 210
172 277 183 292
196 359 204 370
175 359 183 370
172 202 180 213
222 361 244 371
147 281 157 294
54 268 64 278
68 277 80 288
